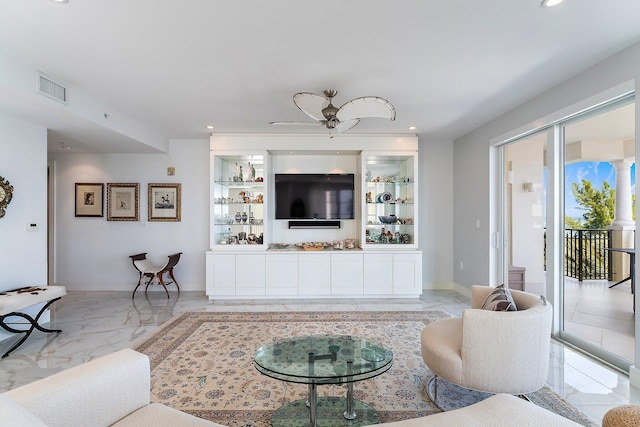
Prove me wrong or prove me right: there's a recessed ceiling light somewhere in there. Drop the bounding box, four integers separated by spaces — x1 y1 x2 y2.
408 126 416 130
50 0 69 3
541 0 564 7
206 125 214 130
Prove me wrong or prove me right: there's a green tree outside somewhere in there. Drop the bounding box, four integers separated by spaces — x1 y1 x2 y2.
564 178 635 281
566 179 636 229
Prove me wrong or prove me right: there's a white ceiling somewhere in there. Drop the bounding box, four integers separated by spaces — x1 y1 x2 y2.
1 0 640 153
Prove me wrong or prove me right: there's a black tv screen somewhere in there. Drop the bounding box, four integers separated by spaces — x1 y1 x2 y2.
275 174 355 219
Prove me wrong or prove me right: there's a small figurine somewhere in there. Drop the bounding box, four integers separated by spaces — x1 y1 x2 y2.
247 162 256 182
234 163 240 181
238 165 243 181
366 191 372 203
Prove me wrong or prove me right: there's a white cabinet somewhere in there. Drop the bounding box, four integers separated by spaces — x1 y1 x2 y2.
393 252 422 295
206 253 236 296
331 253 364 295
206 251 421 299
298 253 331 295
364 253 393 294
235 255 266 296
266 254 298 296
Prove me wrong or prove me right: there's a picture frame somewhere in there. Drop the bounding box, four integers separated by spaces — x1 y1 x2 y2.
106 183 139 221
75 183 104 217
148 183 181 222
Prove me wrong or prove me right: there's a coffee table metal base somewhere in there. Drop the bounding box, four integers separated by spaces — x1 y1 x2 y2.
271 397 379 427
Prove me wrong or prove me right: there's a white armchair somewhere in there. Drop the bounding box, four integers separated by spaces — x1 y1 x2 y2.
421 285 552 406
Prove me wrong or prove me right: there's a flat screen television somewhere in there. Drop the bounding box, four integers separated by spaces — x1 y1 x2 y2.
275 173 355 219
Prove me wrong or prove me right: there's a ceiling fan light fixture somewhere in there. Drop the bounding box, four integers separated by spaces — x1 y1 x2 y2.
276 88 395 135
541 0 565 7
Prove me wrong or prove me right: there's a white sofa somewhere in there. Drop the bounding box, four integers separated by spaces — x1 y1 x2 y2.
0 349 582 427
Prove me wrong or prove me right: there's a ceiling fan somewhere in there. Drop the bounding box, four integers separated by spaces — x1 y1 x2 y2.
270 89 396 134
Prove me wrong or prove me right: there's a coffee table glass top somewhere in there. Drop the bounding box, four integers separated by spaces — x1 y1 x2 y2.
254 335 393 384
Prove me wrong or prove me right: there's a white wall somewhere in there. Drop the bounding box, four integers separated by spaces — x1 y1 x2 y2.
420 139 455 288
0 113 48 341
0 113 48 291
49 139 209 292
454 41 640 291
46 132 455 293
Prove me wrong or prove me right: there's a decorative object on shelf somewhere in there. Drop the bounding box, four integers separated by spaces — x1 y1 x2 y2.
333 240 344 250
235 212 242 223
106 182 139 221
296 242 332 251
75 183 104 218
375 192 393 203
241 212 248 223
379 214 397 224
238 231 247 242
247 162 256 182
0 175 14 219
269 89 396 134
366 191 372 203
345 239 355 249
148 183 181 222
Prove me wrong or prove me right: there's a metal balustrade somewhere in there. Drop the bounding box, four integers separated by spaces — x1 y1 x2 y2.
564 229 613 281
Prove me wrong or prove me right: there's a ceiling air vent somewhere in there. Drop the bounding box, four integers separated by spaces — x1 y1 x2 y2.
36 71 68 105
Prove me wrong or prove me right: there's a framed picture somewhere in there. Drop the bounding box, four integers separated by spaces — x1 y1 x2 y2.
75 183 104 217
106 183 139 221
148 183 181 222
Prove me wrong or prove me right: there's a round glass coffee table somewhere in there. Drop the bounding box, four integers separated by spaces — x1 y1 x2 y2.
254 335 393 427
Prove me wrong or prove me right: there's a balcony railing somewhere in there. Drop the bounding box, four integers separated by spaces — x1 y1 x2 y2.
564 228 613 281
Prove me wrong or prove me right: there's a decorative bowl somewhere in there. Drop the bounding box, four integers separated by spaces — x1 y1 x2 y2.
378 215 397 224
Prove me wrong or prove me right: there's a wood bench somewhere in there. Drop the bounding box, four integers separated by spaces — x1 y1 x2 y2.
0 286 66 358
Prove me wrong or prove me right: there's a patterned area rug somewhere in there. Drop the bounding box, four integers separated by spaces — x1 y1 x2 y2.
132 311 596 427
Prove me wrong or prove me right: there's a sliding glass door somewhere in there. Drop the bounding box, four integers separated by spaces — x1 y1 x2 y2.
499 96 635 371
560 100 635 370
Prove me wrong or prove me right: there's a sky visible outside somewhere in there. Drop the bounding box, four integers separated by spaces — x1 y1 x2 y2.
564 161 636 221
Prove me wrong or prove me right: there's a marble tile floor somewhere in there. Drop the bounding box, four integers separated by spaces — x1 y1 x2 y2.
563 278 635 362
0 289 638 426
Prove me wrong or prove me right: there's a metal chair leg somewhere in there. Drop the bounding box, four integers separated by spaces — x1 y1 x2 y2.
426 375 445 411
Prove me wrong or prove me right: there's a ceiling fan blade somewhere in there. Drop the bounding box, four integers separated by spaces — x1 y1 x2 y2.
334 118 360 134
337 96 396 121
293 92 327 122
269 121 322 126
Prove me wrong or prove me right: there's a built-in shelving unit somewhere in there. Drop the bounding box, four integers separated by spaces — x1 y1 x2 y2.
206 135 422 299
361 153 418 249
210 152 267 251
